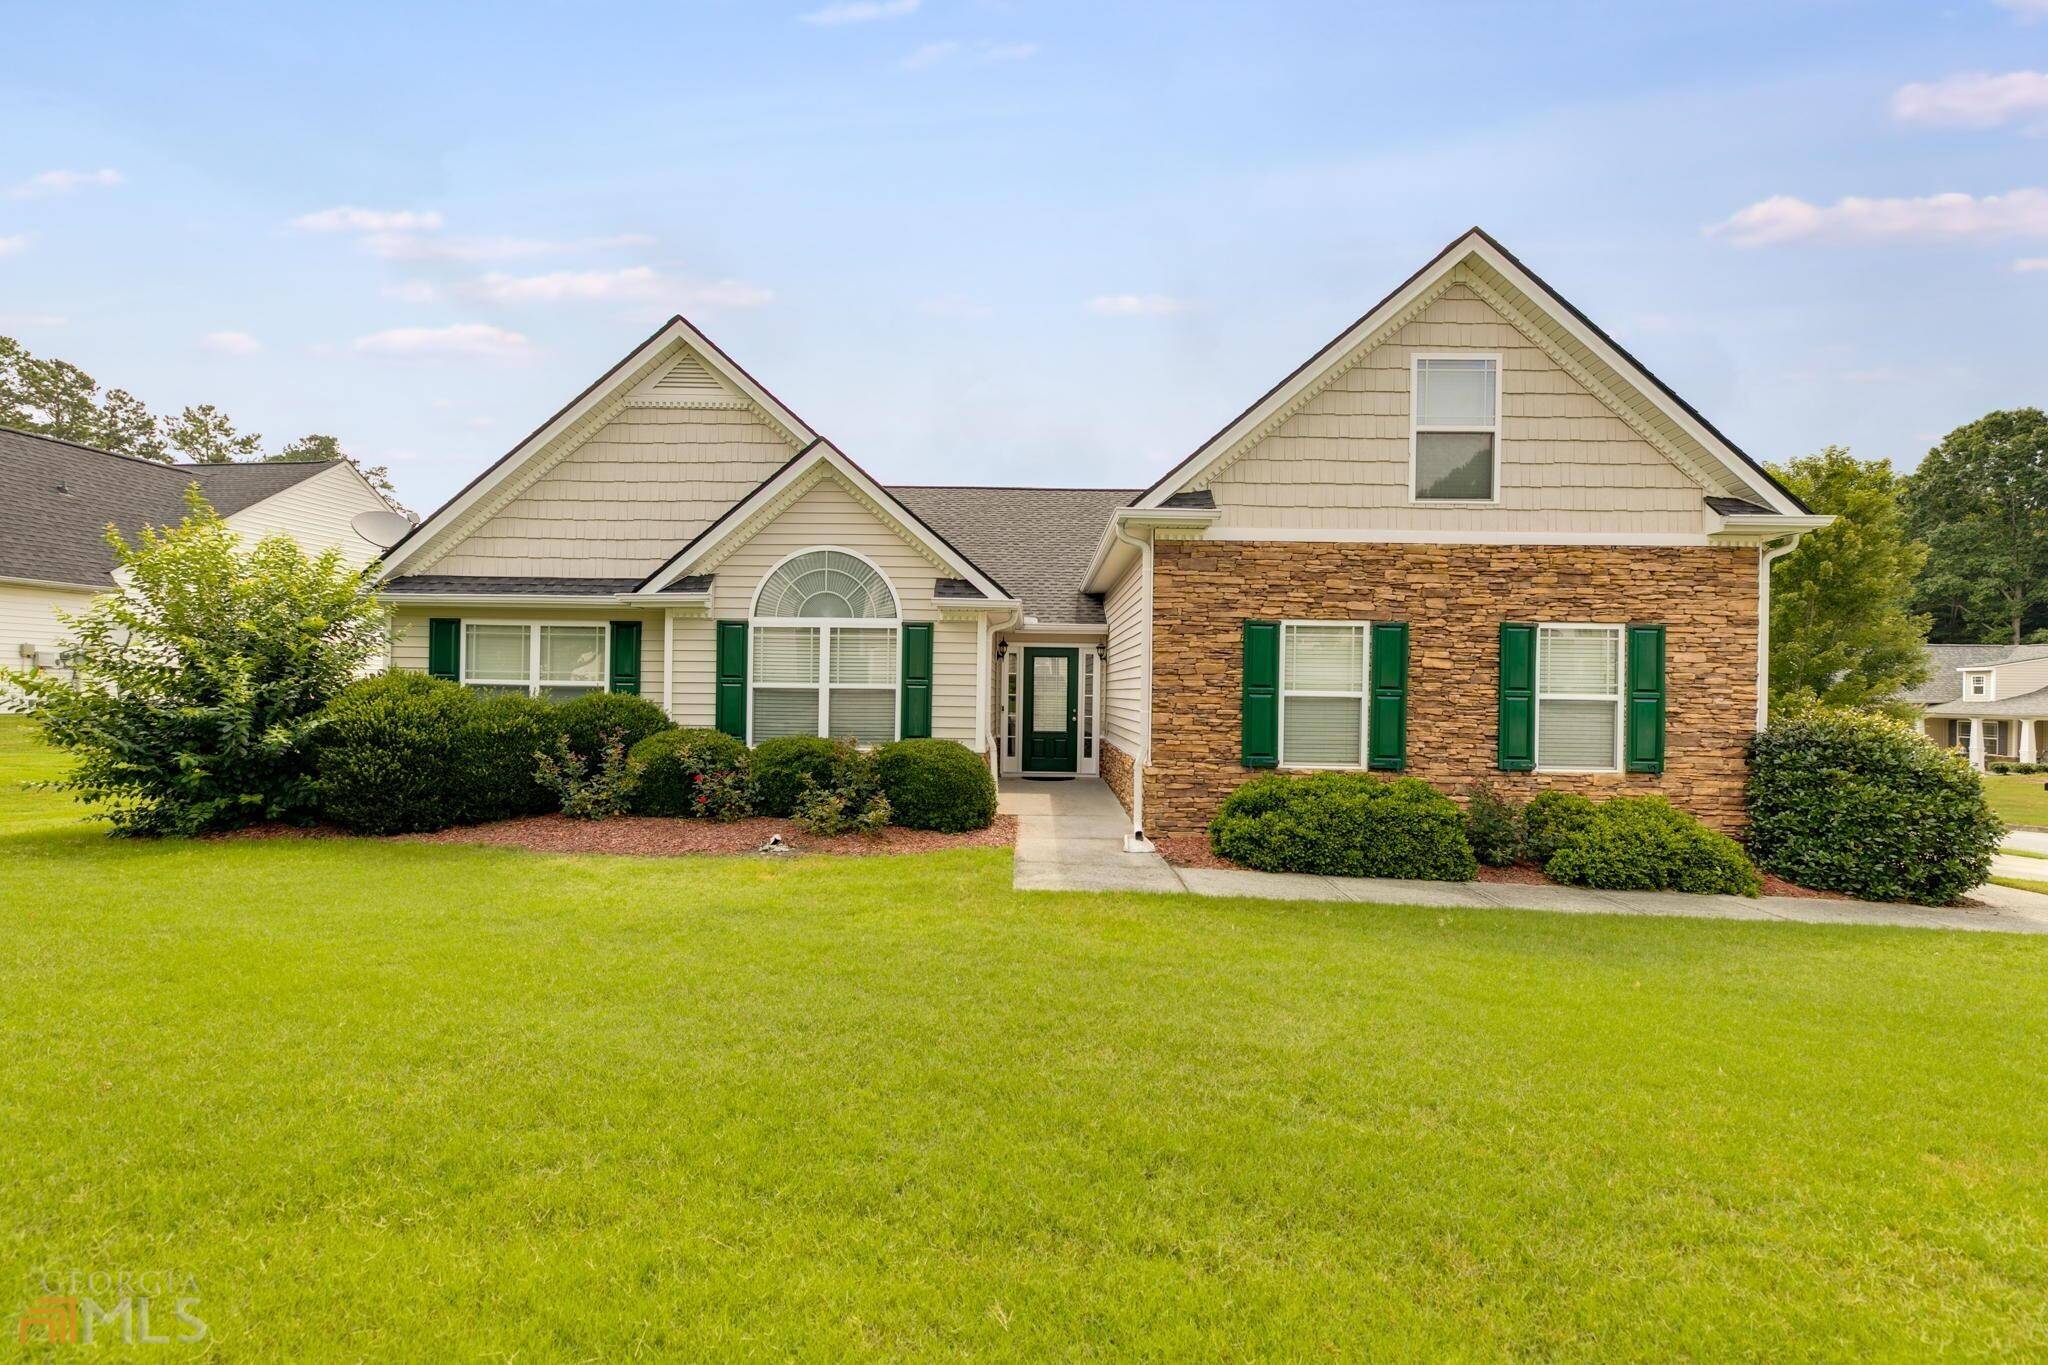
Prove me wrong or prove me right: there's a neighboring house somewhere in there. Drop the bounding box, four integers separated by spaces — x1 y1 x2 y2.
1896 643 2048 769
0 426 395 690
376 228 1827 842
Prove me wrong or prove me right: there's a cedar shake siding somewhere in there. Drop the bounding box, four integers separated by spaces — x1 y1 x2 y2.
1144 539 1759 837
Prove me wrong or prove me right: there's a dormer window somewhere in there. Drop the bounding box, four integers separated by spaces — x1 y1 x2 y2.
1969 673 1989 698
1411 355 1500 502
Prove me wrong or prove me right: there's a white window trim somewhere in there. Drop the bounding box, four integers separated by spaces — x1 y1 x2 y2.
1966 670 1991 698
1533 622 1624 775
458 619 610 699
1408 352 1503 506
747 621 901 747
1277 620 1371 771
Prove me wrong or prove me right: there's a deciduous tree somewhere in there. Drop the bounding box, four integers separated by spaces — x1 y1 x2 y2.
1908 408 2048 644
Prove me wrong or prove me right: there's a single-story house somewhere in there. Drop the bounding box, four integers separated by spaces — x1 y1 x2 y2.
377 228 1828 843
0 425 396 689
1896 643 2048 768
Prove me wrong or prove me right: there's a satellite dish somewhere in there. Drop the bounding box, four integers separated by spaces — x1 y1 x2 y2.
351 509 416 549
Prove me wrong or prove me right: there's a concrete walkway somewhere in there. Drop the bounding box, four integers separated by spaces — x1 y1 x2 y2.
1000 776 2048 935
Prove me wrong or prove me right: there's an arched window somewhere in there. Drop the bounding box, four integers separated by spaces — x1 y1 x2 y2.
754 549 897 620
750 549 899 746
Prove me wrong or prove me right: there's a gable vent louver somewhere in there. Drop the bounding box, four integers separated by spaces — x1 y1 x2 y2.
648 351 727 398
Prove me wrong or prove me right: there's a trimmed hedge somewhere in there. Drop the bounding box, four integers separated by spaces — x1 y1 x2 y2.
1523 790 1597 865
310 674 561 834
871 739 997 832
1543 796 1762 896
1748 707 2002 904
554 692 671 762
752 735 867 818
630 728 752 818
1209 773 1478 881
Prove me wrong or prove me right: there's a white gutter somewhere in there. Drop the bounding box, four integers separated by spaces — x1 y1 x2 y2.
1109 516 1156 853
378 592 711 609
1081 506 1218 593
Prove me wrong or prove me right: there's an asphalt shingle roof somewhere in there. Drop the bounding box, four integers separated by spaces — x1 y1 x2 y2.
1895 644 2048 705
1924 685 2048 718
0 426 337 587
889 485 1139 625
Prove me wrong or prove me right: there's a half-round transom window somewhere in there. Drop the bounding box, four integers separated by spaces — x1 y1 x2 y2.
755 549 896 619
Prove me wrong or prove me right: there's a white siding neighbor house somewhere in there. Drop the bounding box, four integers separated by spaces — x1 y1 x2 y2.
0 426 396 694
377 228 1830 842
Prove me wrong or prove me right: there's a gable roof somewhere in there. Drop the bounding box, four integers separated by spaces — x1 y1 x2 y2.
890 485 1138 625
633 440 1016 605
1897 643 2048 705
0 426 340 588
379 313 821 576
1130 227 1810 517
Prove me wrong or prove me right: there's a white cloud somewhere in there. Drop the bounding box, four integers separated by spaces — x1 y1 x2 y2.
353 323 533 359
0 234 27 256
802 0 918 24
200 331 262 356
360 231 653 263
293 206 445 233
1706 188 2048 245
1892 71 2048 128
380 280 442 303
463 416 495 431
899 38 1038 70
1997 0 2048 17
2017 257 2048 271
0 312 65 328
1085 293 1194 317
469 266 773 308
10 168 122 199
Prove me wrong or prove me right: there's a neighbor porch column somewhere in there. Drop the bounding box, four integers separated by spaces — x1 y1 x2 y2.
1969 717 1986 771
2023 719 2039 765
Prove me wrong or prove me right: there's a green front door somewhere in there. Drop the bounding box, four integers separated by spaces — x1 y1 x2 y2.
1021 647 1079 773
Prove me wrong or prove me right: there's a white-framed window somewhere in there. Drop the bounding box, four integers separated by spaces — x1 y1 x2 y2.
1003 651 1019 759
1410 353 1501 503
1278 621 1369 769
1081 650 1097 760
460 621 609 700
1535 624 1623 773
749 548 900 747
1968 673 1989 697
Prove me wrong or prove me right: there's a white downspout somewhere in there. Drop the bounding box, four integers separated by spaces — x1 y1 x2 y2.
1109 516 1155 852
1757 538 1799 730
662 608 675 718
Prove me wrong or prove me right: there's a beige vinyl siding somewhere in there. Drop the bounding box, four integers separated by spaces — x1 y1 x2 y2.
431 406 800 578
1102 561 1149 754
1204 284 1709 535
224 464 392 567
668 615 717 728
1990 657 2048 700
0 581 98 711
389 607 666 702
669 474 983 746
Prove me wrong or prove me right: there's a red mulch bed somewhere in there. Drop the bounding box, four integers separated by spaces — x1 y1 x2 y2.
1155 835 1850 899
220 814 1016 858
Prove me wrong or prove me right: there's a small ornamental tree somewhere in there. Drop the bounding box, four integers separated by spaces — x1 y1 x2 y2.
4 489 386 834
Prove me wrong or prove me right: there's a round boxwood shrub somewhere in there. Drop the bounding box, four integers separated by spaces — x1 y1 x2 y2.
1747 706 2002 904
1208 772 1477 881
631 727 753 818
751 735 867 817
454 691 563 823
1522 790 1597 865
553 692 671 762
310 672 474 834
1543 795 1762 896
871 739 997 832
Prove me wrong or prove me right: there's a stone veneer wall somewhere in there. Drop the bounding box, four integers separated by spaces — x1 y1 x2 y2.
1099 739 1136 819
1145 540 1759 837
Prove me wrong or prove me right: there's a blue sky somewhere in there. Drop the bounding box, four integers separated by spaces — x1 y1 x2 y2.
4 0 2045 508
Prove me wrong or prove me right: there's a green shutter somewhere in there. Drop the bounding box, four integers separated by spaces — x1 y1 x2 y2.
609 621 642 696
1242 620 1279 768
1498 623 1536 771
1367 621 1409 771
1626 624 1666 774
714 620 748 740
900 622 933 739
427 618 460 681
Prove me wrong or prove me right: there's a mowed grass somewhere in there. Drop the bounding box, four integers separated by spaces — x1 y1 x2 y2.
1986 773 2048 828
2 721 2047 1358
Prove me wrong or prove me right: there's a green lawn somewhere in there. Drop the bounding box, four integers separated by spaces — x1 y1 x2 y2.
3 720 2047 1357
1986 773 2048 829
